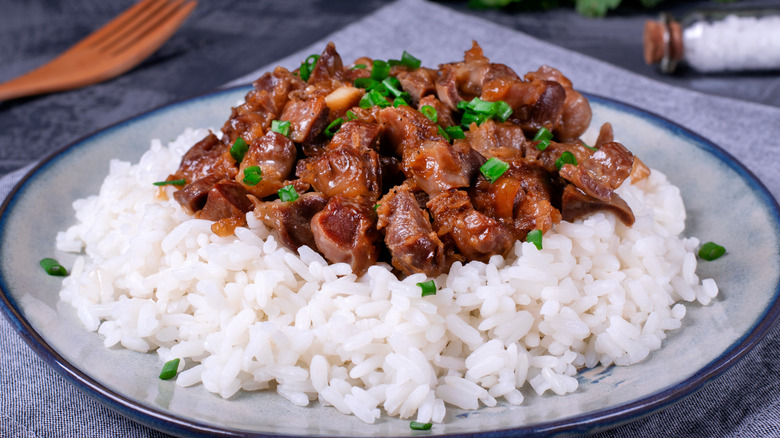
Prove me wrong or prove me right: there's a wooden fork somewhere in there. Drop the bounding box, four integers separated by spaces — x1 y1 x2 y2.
0 0 197 101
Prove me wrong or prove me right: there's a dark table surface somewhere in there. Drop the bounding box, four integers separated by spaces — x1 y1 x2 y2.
2 0 779 437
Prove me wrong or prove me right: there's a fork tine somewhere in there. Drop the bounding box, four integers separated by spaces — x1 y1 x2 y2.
72 0 164 49
104 0 190 55
90 0 174 53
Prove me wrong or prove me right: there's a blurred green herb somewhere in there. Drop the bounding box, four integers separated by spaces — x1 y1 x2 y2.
469 0 738 17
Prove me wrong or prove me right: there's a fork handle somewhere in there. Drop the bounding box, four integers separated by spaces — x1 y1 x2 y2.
0 61 91 101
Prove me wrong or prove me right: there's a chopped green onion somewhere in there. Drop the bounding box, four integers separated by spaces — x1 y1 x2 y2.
345 110 358 121
461 110 487 129
381 76 405 98
153 179 186 186
393 96 409 107
40 258 67 276
359 89 391 109
298 54 320 82
493 100 513 122
480 157 510 183
698 242 726 261
445 125 466 140
351 63 367 70
536 139 551 151
456 100 469 111
400 51 422 69
410 421 433 430
325 118 344 137
554 151 577 170
278 185 299 202
159 358 180 380
242 166 263 186
271 120 291 137
354 77 378 89
374 203 380 211
467 97 496 114
230 137 249 163
371 59 390 81
583 141 598 152
417 280 437 297
420 105 437 123
526 229 543 250
533 127 553 142
437 125 450 142
372 82 390 96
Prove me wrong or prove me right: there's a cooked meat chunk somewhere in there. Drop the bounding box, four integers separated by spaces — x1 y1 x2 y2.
311 196 380 276
235 131 297 198
561 184 635 226
377 183 446 276
427 189 514 262
378 105 440 157
418 95 455 128
595 122 614 147
630 157 651 183
296 148 381 200
173 173 223 214
396 67 436 106
459 119 527 161
327 120 382 152
482 77 566 136
280 95 330 144
525 66 592 141
308 41 346 85
174 132 236 183
471 159 561 239
252 192 329 251
558 141 634 201
198 180 254 221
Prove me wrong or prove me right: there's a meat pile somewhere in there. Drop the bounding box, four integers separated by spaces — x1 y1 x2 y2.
166 42 648 277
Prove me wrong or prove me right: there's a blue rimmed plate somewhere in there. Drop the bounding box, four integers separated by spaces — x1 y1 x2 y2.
1 87 779 436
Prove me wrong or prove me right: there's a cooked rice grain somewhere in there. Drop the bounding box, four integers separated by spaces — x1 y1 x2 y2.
57 128 718 424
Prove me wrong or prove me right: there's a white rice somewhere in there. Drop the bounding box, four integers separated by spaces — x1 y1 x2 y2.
56 128 718 424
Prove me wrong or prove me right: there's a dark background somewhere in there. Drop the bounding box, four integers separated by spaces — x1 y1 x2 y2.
1 1 779 437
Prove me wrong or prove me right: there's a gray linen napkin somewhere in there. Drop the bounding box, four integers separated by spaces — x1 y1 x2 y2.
2 0 778 436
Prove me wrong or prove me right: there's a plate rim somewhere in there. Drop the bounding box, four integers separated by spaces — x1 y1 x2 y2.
1 85 779 437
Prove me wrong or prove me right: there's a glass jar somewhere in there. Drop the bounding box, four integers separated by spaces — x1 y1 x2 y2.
644 8 780 73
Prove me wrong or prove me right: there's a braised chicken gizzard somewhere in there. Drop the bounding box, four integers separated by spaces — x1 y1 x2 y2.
167 42 647 277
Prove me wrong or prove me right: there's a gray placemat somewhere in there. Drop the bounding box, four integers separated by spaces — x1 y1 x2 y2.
2 0 778 436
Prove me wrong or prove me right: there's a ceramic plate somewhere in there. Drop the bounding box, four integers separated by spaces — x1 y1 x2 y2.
1 87 779 437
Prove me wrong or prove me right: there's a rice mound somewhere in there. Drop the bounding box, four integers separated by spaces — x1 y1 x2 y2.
57 128 718 424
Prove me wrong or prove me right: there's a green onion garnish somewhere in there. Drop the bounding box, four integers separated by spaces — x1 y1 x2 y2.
40 258 67 276
417 280 436 297
554 151 577 170
401 51 422 69
271 120 291 137
393 96 409 107
410 421 433 430
382 76 405 98
354 77 378 89
345 110 358 121
437 125 450 142
159 358 180 380
493 101 513 122
229 137 249 163
242 166 263 186
298 54 320 82
526 229 543 250
445 125 466 140
420 105 437 123
533 127 553 142
374 203 380 211
371 59 390 81
480 157 510 183
351 63 367 70
698 242 726 261
153 179 186 186
325 118 344 137
278 185 299 202
533 128 553 151
467 97 495 114
359 89 391 109
583 141 598 152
